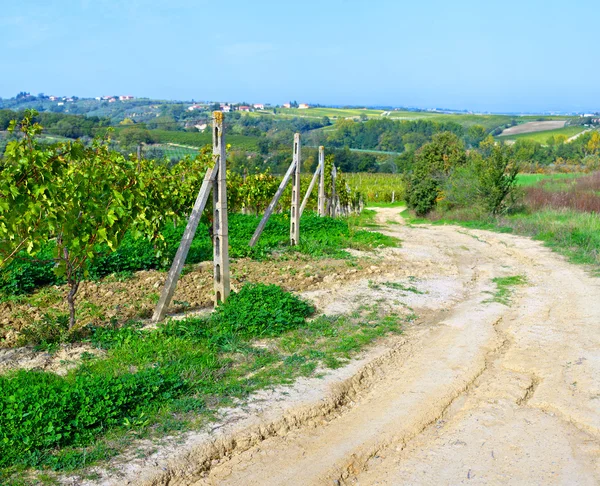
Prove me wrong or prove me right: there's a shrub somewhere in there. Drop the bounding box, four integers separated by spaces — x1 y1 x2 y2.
211 284 315 338
406 132 467 215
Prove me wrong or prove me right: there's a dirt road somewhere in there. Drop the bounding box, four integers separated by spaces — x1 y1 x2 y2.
98 207 600 485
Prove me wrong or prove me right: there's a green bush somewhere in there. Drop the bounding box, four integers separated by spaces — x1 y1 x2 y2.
441 144 520 216
406 132 467 216
211 284 315 338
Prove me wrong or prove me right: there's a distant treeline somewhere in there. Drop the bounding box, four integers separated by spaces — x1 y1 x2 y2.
0 110 111 138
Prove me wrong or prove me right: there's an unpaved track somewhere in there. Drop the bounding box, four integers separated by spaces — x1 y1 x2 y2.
103 208 600 485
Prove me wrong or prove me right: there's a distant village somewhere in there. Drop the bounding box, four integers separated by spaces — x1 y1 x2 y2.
187 102 311 112
25 92 312 113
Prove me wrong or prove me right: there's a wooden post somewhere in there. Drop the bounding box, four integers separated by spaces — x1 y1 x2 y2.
152 164 217 322
300 164 320 217
152 111 230 322
290 133 301 245
317 146 325 217
212 112 230 305
137 144 142 160
330 164 337 217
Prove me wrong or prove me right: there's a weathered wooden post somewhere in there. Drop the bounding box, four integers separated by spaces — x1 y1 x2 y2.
249 158 296 247
330 164 337 217
151 112 228 322
317 146 325 217
290 133 301 245
213 112 230 304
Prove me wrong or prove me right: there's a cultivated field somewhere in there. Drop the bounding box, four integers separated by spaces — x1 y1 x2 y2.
498 120 566 136
499 125 587 143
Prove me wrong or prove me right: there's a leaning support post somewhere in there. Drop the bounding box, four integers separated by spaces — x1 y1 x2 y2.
317 146 325 216
152 164 217 322
290 133 301 245
212 112 230 306
330 164 337 217
249 159 296 247
300 164 320 217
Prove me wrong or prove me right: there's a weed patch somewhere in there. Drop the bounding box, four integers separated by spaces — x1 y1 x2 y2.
485 275 527 305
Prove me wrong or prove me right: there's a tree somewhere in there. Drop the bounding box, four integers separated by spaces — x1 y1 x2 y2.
465 125 487 148
0 111 207 328
406 132 467 215
586 131 600 155
118 127 155 147
474 144 520 215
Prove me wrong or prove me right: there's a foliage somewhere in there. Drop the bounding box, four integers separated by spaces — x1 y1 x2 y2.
0 366 186 470
210 283 315 338
0 113 69 266
0 297 407 479
236 171 280 214
442 142 520 215
149 129 258 152
406 132 467 215
345 173 405 203
0 112 214 328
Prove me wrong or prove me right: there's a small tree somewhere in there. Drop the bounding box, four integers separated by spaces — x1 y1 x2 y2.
473 144 520 215
406 132 467 215
0 111 212 329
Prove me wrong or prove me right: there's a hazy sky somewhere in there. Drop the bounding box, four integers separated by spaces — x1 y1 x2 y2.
1 0 598 112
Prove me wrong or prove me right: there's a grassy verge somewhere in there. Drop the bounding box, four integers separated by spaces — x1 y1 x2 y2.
402 208 600 271
0 284 409 484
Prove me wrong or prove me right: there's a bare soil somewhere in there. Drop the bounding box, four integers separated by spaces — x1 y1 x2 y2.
499 120 566 136
0 255 393 349
65 207 600 485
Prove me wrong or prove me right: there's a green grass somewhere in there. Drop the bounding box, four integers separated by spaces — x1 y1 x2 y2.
515 173 583 187
497 126 586 143
157 144 200 158
366 201 406 208
485 275 527 305
0 294 408 483
401 208 600 272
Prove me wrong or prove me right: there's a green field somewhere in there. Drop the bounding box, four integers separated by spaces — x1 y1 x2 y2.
277 107 385 119
274 108 574 132
515 173 583 187
497 126 586 143
150 130 259 151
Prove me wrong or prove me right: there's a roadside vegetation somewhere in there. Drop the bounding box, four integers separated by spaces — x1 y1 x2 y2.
401 131 600 271
0 284 408 484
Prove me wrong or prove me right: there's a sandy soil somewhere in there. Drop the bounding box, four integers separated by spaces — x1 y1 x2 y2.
68 207 600 485
499 120 566 136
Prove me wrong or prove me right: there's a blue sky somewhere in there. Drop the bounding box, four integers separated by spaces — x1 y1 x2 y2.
0 0 598 113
